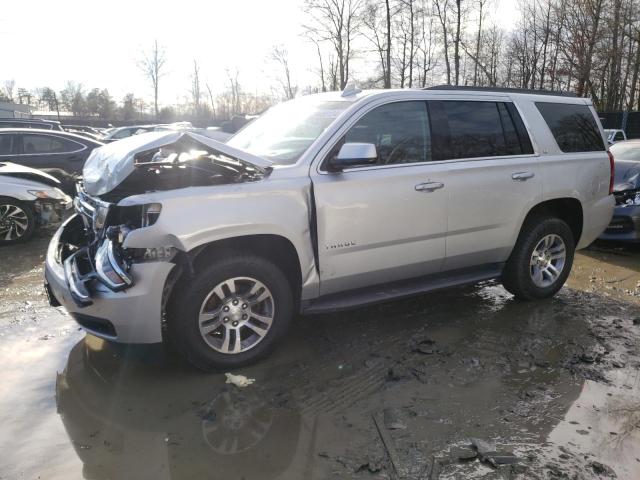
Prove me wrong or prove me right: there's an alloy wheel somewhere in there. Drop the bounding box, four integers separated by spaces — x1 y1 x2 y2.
198 276 275 354
0 204 29 241
529 234 566 288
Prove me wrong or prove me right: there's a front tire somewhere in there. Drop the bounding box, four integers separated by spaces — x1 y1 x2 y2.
0 198 35 245
167 253 294 371
502 215 575 300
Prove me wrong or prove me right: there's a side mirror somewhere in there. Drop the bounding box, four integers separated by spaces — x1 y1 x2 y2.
327 143 377 172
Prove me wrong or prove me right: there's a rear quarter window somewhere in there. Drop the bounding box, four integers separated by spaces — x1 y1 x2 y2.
535 102 605 153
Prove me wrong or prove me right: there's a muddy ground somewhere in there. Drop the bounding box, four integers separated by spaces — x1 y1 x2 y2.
1 230 639 480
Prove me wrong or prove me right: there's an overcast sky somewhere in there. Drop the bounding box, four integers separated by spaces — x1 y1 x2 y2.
0 0 520 106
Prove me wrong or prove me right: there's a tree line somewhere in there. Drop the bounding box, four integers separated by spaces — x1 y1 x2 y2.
304 0 640 112
2 0 640 122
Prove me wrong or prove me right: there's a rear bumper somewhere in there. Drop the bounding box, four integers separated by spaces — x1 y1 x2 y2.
44 215 174 343
578 194 615 249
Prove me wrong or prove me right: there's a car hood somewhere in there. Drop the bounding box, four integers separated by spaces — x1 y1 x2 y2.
83 130 272 197
613 159 640 192
0 161 61 189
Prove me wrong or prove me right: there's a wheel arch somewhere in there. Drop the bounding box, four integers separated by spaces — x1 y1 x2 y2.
165 234 304 315
522 197 583 245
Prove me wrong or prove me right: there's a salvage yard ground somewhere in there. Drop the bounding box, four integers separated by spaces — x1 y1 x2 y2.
0 233 639 479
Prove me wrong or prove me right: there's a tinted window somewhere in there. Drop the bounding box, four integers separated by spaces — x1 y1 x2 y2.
341 101 431 165
428 100 533 160
22 135 81 154
443 101 505 158
0 134 15 155
614 131 625 141
535 102 604 152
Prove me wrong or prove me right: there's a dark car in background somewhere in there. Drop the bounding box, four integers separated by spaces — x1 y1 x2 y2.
600 140 640 242
0 129 103 194
0 118 64 130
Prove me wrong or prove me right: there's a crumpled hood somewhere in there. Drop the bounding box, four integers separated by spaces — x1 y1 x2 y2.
83 130 272 196
0 161 61 189
613 160 640 192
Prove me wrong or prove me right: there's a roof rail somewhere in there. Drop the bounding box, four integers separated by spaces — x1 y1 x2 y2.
423 85 577 97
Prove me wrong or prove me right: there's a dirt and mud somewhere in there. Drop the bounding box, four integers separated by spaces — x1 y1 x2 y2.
1 232 639 479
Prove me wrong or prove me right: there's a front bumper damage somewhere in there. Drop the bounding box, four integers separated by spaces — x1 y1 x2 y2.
599 188 640 242
45 212 174 344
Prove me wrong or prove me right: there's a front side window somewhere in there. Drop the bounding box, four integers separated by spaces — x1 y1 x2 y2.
535 102 605 152
21 134 81 154
340 101 431 166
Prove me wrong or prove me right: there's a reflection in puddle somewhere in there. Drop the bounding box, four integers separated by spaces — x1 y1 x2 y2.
56 336 318 480
547 370 640 479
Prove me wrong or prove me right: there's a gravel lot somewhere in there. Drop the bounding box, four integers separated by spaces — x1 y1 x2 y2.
0 231 639 479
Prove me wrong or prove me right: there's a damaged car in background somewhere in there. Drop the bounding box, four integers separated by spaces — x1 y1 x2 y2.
600 139 640 242
44 88 614 371
0 162 71 244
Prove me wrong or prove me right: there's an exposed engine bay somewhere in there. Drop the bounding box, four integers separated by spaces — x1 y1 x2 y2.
99 135 269 202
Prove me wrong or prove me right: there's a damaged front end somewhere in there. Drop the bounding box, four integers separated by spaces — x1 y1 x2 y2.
613 187 640 207
59 131 272 306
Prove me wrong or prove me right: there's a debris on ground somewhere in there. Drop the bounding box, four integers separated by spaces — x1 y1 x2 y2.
224 372 255 388
383 407 406 430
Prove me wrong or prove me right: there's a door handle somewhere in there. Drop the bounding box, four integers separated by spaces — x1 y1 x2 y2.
512 171 535 181
415 182 444 192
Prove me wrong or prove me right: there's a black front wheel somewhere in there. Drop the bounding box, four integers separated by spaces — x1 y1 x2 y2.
502 215 575 300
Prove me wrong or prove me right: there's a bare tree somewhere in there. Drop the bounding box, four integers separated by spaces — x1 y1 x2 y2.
303 0 364 89
271 45 297 100
138 40 167 118
190 59 201 115
3 80 15 102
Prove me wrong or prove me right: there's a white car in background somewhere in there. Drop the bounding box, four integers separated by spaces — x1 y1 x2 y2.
0 162 71 244
604 129 627 144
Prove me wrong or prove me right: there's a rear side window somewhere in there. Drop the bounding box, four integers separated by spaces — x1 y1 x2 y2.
0 134 15 155
22 134 81 154
428 100 534 160
535 102 605 152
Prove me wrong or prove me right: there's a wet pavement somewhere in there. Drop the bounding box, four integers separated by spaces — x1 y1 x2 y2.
1 233 640 479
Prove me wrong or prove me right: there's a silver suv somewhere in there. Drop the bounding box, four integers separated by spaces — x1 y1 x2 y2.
44 86 615 370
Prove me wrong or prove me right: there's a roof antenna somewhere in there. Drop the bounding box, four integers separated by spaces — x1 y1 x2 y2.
341 81 361 97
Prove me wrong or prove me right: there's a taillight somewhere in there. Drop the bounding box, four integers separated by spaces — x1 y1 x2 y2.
608 151 615 195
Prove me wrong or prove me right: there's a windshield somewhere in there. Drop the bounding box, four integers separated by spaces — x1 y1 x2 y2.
610 142 640 161
227 99 350 165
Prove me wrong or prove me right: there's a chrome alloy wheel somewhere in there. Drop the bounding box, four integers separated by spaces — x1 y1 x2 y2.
529 234 566 288
198 277 275 354
0 204 29 241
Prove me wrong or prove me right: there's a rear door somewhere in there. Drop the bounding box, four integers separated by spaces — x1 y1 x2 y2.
427 97 542 271
311 99 449 295
18 133 87 174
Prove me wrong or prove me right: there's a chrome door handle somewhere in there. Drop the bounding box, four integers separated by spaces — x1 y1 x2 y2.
415 182 444 192
512 171 535 181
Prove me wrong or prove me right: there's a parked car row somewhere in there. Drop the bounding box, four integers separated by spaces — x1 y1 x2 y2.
0 161 71 243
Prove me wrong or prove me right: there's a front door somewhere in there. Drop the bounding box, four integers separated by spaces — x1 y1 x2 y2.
311 100 449 296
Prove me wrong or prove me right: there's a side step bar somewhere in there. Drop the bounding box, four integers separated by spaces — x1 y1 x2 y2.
301 263 504 315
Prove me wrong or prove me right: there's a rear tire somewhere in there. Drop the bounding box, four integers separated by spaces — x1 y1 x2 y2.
502 215 575 300
167 253 294 371
0 197 35 245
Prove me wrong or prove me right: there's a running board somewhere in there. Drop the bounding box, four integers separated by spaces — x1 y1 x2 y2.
301 263 504 315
